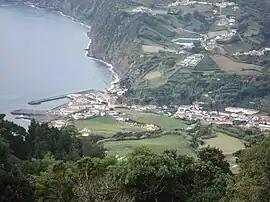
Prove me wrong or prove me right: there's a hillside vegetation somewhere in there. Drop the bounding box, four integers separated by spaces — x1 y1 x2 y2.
3 0 270 201
2 114 270 202
3 114 270 201
30 0 270 111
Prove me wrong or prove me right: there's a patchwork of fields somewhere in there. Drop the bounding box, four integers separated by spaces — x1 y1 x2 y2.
75 109 246 163
76 0 265 163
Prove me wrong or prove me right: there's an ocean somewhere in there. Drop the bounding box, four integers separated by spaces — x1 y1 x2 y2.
0 3 114 127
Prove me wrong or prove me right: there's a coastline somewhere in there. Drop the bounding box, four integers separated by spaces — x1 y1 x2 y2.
52 5 120 92
5 2 121 125
28 2 120 91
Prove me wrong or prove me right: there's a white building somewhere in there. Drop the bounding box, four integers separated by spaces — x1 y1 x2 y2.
225 107 259 115
80 128 91 136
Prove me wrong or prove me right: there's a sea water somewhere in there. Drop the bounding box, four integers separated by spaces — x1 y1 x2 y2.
0 4 114 127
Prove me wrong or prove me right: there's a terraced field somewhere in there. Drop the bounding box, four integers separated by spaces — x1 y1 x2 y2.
211 55 262 75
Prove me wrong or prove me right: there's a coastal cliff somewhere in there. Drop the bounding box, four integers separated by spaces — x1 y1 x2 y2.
29 0 141 75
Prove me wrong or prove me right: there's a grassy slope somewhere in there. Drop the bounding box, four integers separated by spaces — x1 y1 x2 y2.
116 109 188 130
74 116 146 137
105 135 195 156
204 133 245 155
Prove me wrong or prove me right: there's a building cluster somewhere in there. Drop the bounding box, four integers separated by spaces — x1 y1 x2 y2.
216 16 236 26
215 29 237 42
215 1 236 8
202 28 237 51
50 85 127 128
202 39 217 51
132 6 152 13
179 54 204 68
108 84 128 97
233 47 270 56
174 103 270 131
168 0 212 7
168 0 237 9
52 91 112 118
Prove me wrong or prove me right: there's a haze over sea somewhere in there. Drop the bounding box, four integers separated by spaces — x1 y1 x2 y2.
0 4 114 126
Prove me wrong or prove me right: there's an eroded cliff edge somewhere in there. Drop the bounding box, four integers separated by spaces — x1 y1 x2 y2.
30 0 141 75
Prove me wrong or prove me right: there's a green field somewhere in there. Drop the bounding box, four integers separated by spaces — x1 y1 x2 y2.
203 133 245 173
104 135 195 157
204 133 245 155
223 43 253 54
243 20 260 37
132 0 155 7
144 70 162 80
195 55 220 71
144 70 168 88
179 4 212 14
74 116 146 137
116 110 188 130
183 19 204 31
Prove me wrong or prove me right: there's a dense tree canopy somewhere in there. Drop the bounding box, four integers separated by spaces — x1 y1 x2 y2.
1 115 270 201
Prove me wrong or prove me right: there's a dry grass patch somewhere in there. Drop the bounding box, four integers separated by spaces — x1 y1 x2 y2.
142 45 176 53
143 70 167 88
144 71 162 80
210 55 261 75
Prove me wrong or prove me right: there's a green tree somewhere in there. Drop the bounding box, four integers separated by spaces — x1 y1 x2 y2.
31 160 77 202
223 136 270 202
198 146 231 174
113 147 195 202
0 137 34 202
27 120 82 161
74 156 132 202
0 114 30 160
187 161 228 202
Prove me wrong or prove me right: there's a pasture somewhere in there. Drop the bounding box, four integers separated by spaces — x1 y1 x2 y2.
74 116 146 137
104 135 195 157
210 55 261 75
204 133 245 155
116 110 188 130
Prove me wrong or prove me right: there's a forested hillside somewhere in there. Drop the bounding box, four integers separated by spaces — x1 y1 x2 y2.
1 113 270 202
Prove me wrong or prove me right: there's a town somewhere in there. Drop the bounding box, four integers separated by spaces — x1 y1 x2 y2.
47 81 270 133
175 102 270 131
233 47 270 56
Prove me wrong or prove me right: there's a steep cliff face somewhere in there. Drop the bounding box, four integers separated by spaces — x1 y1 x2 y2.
30 0 141 75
